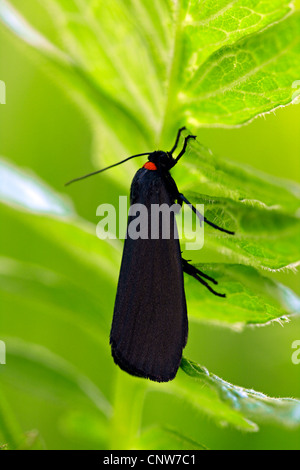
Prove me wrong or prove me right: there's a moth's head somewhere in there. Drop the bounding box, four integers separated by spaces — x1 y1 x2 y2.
65 128 194 186
148 151 175 171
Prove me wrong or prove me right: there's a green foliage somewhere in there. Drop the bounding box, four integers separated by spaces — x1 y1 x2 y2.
184 12 300 126
0 0 300 451
1 0 300 156
185 263 300 326
137 426 207 450
175 138 300 269
180 358 300 429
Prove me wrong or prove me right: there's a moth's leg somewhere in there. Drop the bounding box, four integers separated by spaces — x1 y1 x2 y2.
182 258 218 285
178 193 235 235
178 193 204 227
195 275 226 298
170 127 186 154
174 135 197 163
182 258 225 298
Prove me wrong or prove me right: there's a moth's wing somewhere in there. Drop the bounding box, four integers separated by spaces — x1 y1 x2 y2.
110 169 188 382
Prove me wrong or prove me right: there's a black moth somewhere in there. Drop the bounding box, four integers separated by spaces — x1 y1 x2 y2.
66 128 234 382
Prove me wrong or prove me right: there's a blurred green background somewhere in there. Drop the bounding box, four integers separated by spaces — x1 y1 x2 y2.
0 0 300 450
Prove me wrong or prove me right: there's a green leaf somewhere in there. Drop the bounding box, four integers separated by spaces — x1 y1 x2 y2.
173 137 300 270
179 357 300 429
0 160 118 352
176 139 300 215
0 388 24 450
0 162 121 418
183 11 300 126
0 338 112 417
0 0 156 170
155 373 258 432
0 158 73 216
59 410 109 448
0 0 69 62
1 0 299 151
137 426 207 450
60 413 207 450
0 201 119 309
0 158 120 298
182 0 293 76
0 257 110 345
185 263 300 327
185 192 300 270
0 163 119 446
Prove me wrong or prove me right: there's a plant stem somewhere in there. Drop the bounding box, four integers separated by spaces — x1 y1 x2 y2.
109 370 147 450
0 386 23 449
158 0 185 146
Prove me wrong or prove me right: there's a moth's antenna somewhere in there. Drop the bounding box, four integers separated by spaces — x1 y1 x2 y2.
65 153 151 186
